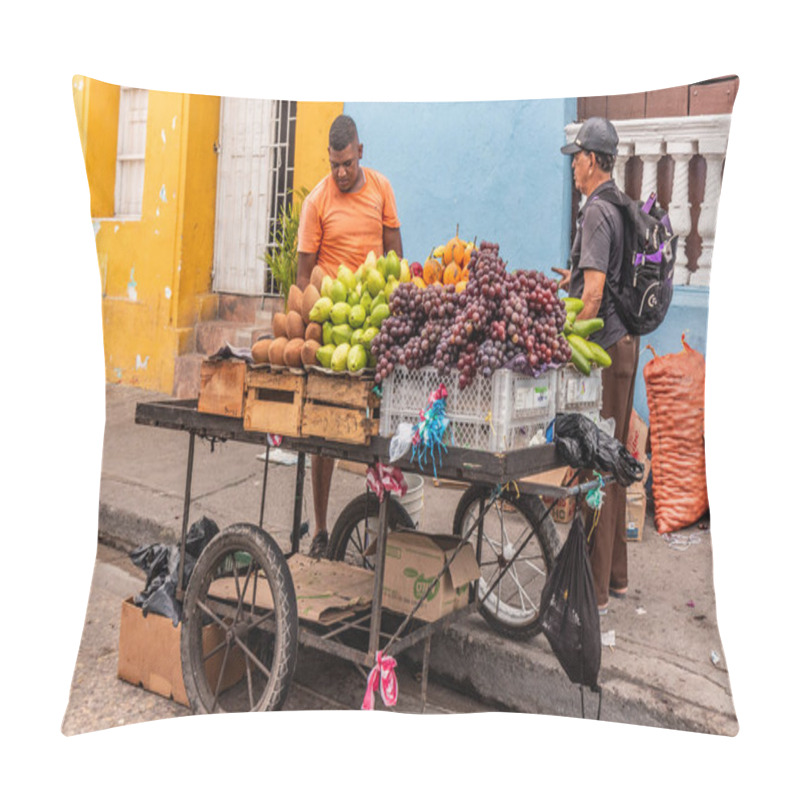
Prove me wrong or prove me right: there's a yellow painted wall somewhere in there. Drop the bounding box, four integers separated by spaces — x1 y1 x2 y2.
293 101 342 202
73 77 219 392
73 78 338 394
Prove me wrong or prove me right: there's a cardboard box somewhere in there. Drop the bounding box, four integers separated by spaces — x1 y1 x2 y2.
117 597 245 706
522 466 577 524
376 532 480 622
626 490 646 542
626 408 651 491
198 359 247 417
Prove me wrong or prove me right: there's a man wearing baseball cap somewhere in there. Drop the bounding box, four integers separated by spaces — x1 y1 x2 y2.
554 117 640 616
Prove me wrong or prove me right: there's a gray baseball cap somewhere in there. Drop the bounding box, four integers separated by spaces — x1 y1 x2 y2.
561 117 619 156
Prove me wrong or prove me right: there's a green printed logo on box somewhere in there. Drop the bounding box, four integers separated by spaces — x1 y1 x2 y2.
403 567 440 602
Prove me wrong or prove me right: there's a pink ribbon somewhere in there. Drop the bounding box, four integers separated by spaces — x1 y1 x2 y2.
366 463 408 502
361 650 399 710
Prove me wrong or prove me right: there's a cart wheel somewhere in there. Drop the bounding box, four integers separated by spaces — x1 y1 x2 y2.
328 493 415 569
180 523 298 713
452 485 560 639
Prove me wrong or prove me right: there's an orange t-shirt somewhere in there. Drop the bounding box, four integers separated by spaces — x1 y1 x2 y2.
297 167 401 277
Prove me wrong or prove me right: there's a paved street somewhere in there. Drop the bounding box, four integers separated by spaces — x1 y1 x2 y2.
62 543 498 736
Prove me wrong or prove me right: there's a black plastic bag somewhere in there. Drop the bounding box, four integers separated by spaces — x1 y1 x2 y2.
553 413 599 469
130 516 219 626
553 413 643 488
595 432 644 487
539 513 602 716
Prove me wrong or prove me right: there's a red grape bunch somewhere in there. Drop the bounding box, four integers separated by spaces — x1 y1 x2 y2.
371 241 571 387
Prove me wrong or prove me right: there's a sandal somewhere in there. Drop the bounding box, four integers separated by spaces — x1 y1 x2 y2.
609 586 628 599
308 530 329 559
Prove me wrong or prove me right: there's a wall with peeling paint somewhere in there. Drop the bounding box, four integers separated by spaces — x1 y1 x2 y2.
74 77 220 392
74 78 341 394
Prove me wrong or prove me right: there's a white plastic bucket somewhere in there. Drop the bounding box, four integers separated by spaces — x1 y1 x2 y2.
399 472 424 527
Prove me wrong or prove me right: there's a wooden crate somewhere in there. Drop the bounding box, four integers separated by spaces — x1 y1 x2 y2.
243 368 306 437
301 373 380 444
198 359 247 418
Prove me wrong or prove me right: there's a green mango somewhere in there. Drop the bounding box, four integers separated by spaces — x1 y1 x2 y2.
360 291 373 311
308 296 333 323
331 323 354 346
331 343 350 372
316 343 335 369
330 301 351 326
350 328 365 347
399 258 410 283
320 275 333 299
369 291 386 314
368 303 390 328
347 344 368 372
375 255 387 277
385 250 401 280
366 269 386 297
361 326 379 347
348 304 366 329
329 279 347 304
337 265 356 293
322 321 334 345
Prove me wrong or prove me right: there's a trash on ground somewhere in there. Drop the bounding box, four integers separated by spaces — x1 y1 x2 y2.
662 531 704 551
635 606 647 615
129 516 219 625
257 448 299 466
601 630 616 649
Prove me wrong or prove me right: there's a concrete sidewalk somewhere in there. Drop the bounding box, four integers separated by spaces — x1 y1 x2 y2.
94 383 737 735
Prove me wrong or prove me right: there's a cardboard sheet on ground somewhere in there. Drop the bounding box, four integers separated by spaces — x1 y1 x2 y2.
208 554 374 625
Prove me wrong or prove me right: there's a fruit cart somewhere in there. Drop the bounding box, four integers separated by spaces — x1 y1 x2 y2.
134 393 607 714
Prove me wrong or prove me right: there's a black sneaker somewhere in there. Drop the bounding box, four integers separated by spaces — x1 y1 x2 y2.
308 530 329 559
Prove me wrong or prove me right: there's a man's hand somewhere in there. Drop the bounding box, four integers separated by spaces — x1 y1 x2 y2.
551 267 571 292
296 252 317 290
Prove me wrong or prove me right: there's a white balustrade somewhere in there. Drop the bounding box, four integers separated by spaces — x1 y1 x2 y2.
565 115 731 286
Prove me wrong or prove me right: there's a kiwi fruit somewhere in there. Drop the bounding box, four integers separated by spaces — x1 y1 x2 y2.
272 312 287 339
305 322 323 343
268 336 288 366
288 284 303 316
286 310 305 340
310 265 325 293
302 284 321 324
283 338 305 368
301 339 321 367
251 337 271 364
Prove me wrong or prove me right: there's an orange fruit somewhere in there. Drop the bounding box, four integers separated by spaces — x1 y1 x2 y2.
423 258 443 285
443 262 461 285
455 280 468 293
452 239 466 267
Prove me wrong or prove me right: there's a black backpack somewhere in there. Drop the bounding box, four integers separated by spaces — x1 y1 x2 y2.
593 183 677 336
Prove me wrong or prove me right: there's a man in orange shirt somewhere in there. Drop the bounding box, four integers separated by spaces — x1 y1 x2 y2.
296 114 403 558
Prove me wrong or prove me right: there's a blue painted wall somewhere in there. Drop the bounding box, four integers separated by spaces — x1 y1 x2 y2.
345 98 576 273
343 99 710 427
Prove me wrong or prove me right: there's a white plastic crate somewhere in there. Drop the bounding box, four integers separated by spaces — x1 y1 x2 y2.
379 365 557 452
556 365 603 416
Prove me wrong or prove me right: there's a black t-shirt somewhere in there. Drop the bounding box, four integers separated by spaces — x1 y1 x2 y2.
568 180 627 350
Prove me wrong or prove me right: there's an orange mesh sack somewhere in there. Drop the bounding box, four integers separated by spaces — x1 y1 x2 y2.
643 334 709 534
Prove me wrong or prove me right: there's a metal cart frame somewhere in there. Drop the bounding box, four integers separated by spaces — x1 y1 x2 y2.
135 397 603 713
